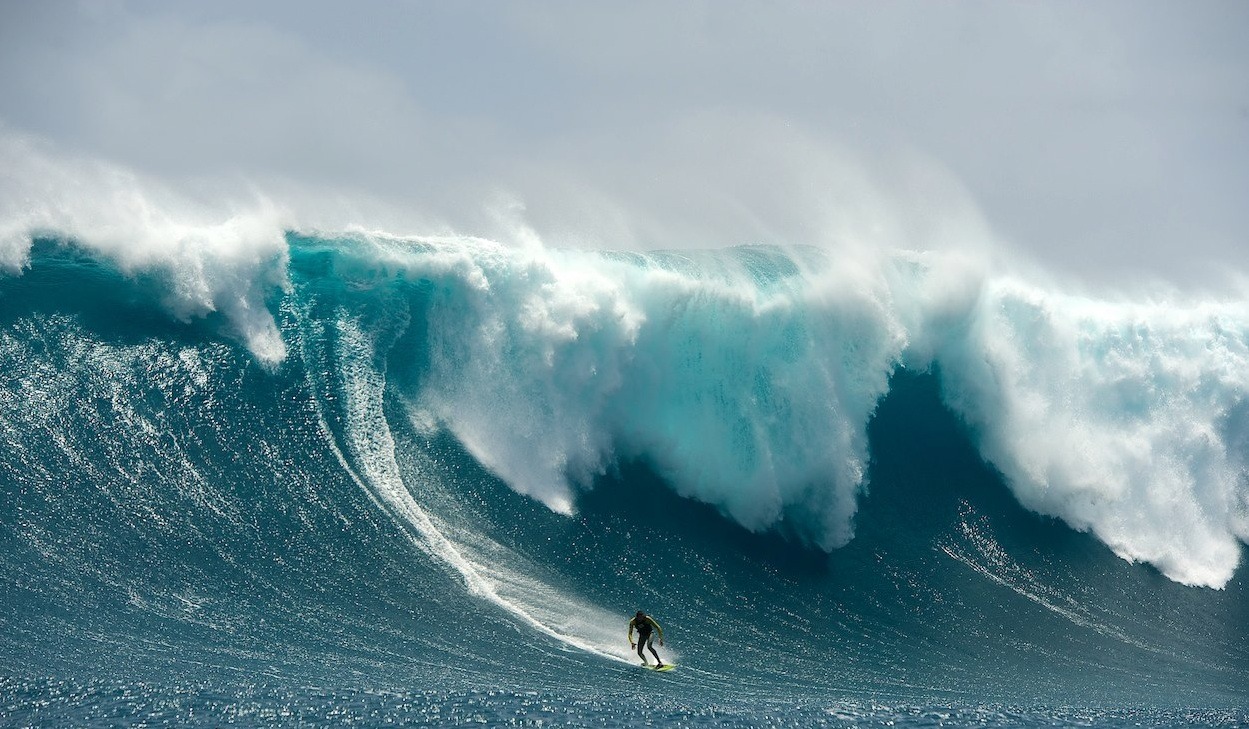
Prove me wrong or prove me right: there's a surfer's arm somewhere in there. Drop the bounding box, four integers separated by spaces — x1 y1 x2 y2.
650 618 664 643
627 620 635 644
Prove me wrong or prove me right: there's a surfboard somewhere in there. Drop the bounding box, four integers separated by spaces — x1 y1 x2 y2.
642 663 676 672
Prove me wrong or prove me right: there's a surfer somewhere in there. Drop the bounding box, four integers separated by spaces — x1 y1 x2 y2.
627 610 665 667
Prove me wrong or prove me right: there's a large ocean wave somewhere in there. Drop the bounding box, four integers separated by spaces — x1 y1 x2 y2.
3 212 1249 718
4 216 1248 589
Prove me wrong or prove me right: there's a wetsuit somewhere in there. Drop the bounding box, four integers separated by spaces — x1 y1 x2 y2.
627 614 664 666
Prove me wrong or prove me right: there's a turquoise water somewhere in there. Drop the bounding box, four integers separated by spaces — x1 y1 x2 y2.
2 235 1247 726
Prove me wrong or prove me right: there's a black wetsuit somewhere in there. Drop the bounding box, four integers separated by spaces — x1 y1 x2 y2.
628 615 664 665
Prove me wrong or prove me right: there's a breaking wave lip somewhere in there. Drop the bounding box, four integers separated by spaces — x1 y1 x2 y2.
0 132 292 363
935 278 1249 587
343 233 1249 588
4 186 1249 589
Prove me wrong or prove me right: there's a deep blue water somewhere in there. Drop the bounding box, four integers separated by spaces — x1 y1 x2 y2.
1 235 1246 726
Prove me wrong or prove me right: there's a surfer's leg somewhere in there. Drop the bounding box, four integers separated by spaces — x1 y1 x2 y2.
646 636 663 666
636 634 648 663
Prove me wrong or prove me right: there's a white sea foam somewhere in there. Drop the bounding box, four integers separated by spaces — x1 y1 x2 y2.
935 279 1249 587
382 234 1249 587
0 131 290 363
406 237 907 551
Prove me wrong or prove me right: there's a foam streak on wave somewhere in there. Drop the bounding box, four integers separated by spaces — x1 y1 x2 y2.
304 307 640 663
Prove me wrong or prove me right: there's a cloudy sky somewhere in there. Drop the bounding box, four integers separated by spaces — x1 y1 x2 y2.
2 1 1247 288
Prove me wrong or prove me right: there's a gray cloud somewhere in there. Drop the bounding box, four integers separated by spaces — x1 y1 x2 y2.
1 1 1246 288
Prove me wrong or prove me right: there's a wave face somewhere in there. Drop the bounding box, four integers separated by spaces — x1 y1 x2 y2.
2 232 1248 722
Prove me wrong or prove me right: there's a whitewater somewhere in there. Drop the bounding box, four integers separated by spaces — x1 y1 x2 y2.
3 210 1249 725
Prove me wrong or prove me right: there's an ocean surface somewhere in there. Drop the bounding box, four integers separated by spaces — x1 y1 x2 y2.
2 232 1247 727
